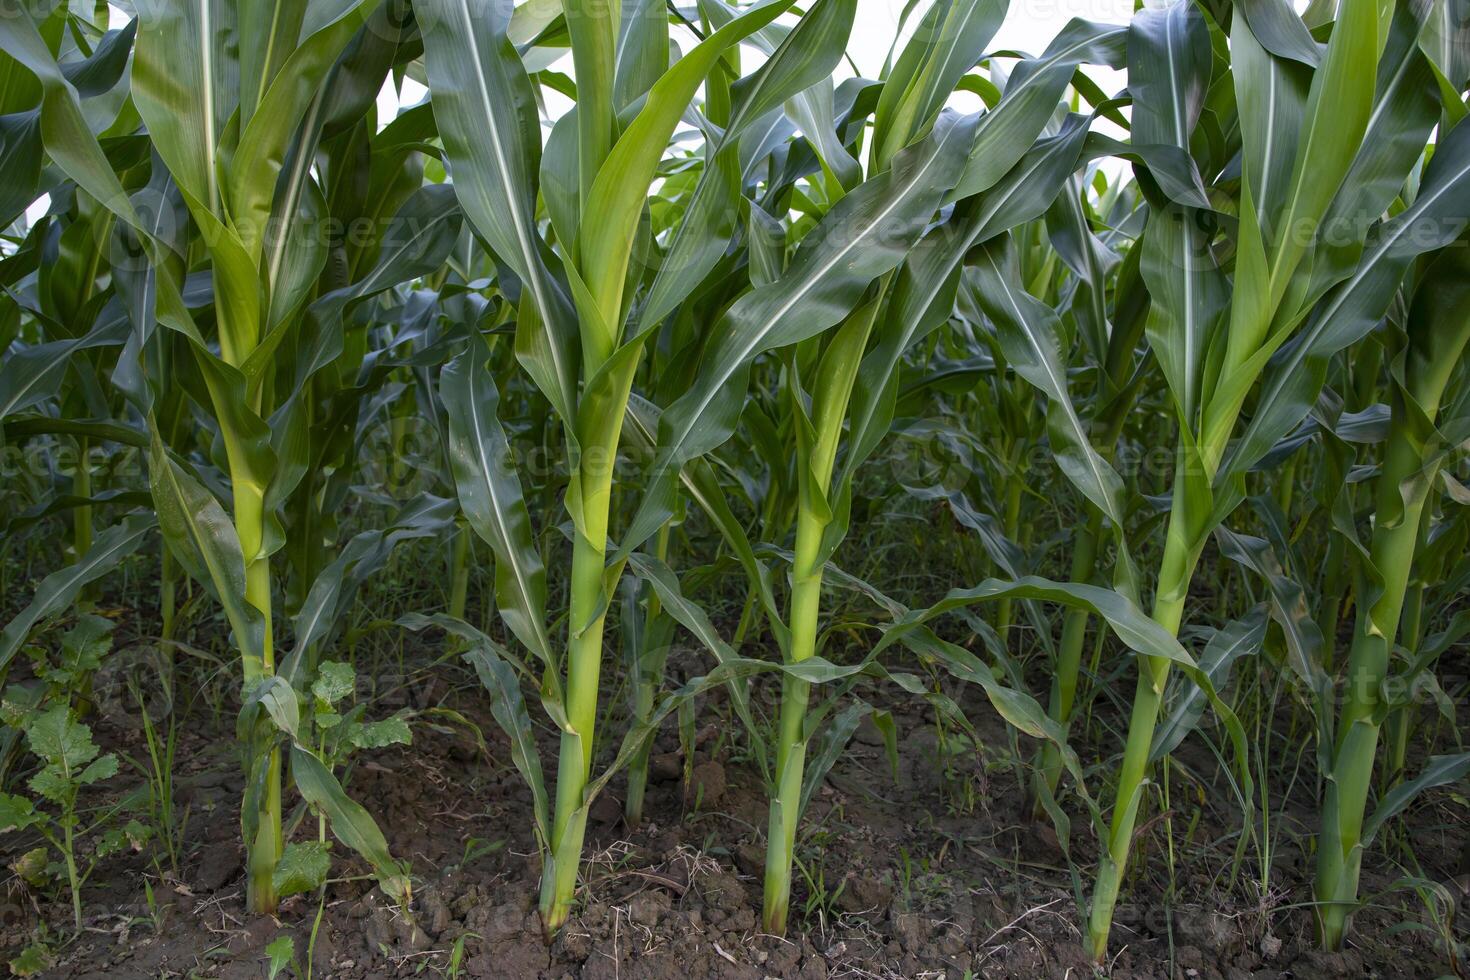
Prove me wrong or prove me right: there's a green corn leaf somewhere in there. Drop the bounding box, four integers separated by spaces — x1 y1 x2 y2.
1140 201 1228 428
290 497 458 669
623 111 978 556
440 344 554 668
798 699 869 818
949 18 1126 201
0 512 154 675
1361 752 1470 846
419 0 580 422
1213 524 1308 625
0 111 42 227
623 551 765 760
1222 112 1470 480
871 0 1008 168
967 234 1128 531
0 316 129 420
259 183 464 386
1151 608 1269 762
613 0 669 112
130 0 238 216
148 428 269 680
576 0 800 351
1262 0 1384 309
229 0 383 259
427 617 552 851
290 744 411 903
623 395 790 651
1127 1 1211 152
718 0 858 148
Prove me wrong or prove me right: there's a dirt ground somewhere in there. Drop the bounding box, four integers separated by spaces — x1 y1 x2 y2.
3 644 1466 980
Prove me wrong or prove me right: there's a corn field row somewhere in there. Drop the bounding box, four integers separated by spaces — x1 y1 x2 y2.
1 0 1468 973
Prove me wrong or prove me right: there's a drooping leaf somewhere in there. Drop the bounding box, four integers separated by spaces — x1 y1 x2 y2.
0 513 154 675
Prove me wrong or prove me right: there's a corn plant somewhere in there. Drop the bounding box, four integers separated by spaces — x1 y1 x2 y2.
1030 181 1149 814
0 0 445 916
4 0 1470 965
1084 0 1470 959
420 0 880 933
1313 236 1470 948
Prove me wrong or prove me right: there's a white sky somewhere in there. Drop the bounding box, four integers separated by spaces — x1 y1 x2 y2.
379 0 1134 126
29 0 1132 229
849 0 1132 74
14 3 1129 264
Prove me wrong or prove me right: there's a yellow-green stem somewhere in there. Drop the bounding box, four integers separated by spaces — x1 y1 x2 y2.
448 523 471 622
1316 258 1470 950
761 301 879 935
995 442 1025 645
1381 506 1430 793
1033 511 1100 815
758 301 870 934
238 488 281 916
762 508 823 935
1086 483 1199 961
626 522 672 826
1314 436 1433 949
73 436 92 563
160 545 176 643
540 432 619 935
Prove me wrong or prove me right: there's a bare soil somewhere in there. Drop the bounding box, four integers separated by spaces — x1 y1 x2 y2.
3 644 1466 980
